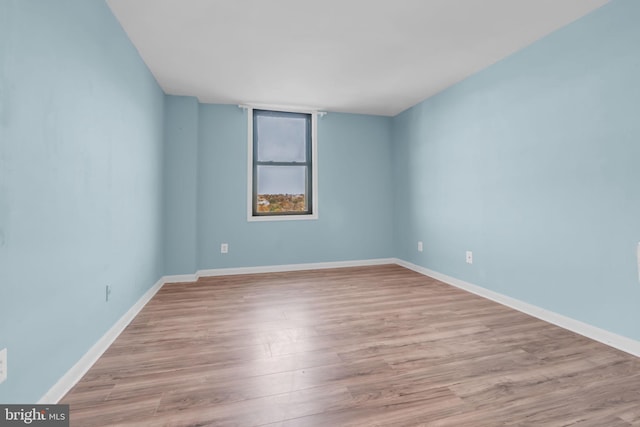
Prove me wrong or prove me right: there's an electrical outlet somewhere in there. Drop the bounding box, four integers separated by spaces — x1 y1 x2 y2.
221 243 229 254
466 251 473 264
417 241 423 252
637 242 640 283
0 348 7 384
106 285 111 302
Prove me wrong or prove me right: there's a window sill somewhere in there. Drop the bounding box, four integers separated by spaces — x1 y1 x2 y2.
248 213 318 222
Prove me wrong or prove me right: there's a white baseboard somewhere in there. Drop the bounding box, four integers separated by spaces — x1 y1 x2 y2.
394 258 640 358
162 273 198 283
166 258 396 283
38 278 165 404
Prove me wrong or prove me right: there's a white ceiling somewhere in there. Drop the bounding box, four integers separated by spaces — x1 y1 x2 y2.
107 0 610 116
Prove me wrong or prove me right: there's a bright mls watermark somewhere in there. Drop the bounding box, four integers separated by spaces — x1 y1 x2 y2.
0 405 68 426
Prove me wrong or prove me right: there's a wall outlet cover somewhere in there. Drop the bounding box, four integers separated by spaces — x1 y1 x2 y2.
637 242 640 282
0 348 7 384
466 251 473 264
221 243 229 254
417 241 423 252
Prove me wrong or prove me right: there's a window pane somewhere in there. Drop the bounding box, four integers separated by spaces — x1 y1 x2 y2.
256 113 307 162
256 166 307 213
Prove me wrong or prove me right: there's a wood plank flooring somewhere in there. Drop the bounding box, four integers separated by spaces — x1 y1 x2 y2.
62 265 640 426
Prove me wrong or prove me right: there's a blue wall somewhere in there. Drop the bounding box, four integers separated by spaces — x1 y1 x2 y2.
162 101 394 274
0 0 165 403
163 96 199 275
393 0 640 340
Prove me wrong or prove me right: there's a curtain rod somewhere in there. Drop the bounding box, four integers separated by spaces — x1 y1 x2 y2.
238 104 327 117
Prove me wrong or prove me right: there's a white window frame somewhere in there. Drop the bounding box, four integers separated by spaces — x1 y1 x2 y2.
246 106 319 222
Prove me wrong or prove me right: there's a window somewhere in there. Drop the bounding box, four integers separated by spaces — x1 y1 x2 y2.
247 108 318 221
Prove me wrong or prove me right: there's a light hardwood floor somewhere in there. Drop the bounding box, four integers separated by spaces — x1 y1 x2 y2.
62 265 640 426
